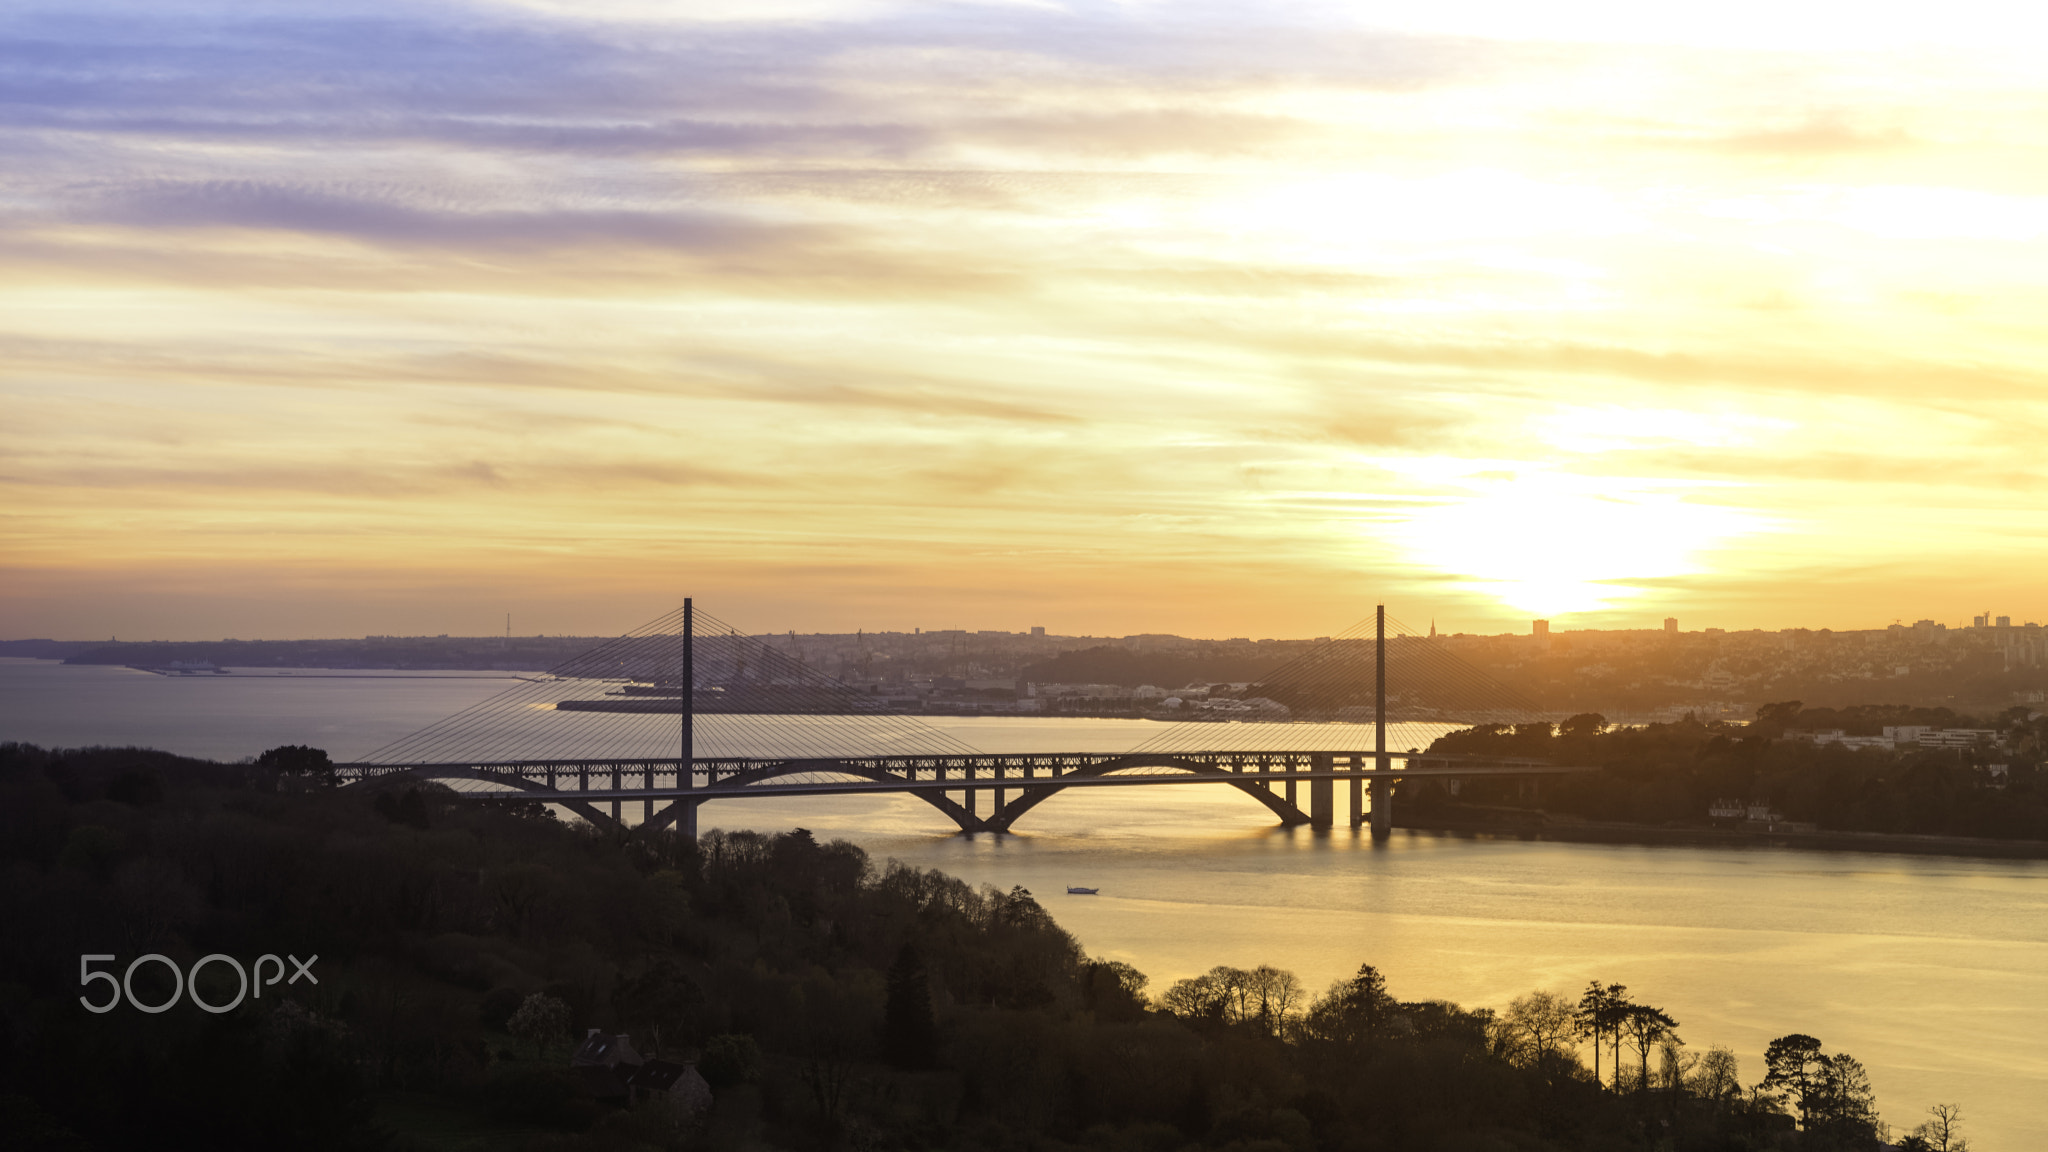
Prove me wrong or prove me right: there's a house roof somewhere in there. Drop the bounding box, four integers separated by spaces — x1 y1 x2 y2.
570 1030 641 1068
626 1059 692 1092
574 1064 629 1100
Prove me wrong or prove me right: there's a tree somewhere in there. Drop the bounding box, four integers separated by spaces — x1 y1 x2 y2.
1081 958 1149 1022
373 787 430 829
506 992 571 1058
612 958 703 1057
1810 1053 1880 1140
1760 1033 1828 1127
1573 981 1630 1088
884 943 937 1069
1246 965 1305 1036
1159 971 1228 1024
1618 1003 1680 1092
1903 1103 1969 1152
1302 963 1398 1046
1498 990 1577 1068
257 744 334 789
698 1033 763 1089
1558 713 1608 740
1753 700 1805 734
1688 1045 1741 1106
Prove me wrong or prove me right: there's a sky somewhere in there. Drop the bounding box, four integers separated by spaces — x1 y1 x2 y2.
5 0 2048 641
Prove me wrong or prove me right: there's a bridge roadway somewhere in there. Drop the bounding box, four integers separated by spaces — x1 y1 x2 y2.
340 749 1596 838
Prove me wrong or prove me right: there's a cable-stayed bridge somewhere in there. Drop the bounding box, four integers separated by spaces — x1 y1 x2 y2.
337 602 1594 838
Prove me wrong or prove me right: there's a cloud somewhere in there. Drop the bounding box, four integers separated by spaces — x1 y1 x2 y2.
9 0 2048 637
75 180 829 254
1702 122 1919 156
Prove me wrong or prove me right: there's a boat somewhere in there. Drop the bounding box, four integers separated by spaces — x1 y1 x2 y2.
1065 886 1099 895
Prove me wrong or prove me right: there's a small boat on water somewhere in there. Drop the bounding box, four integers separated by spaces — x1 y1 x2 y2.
1066 886 1100 895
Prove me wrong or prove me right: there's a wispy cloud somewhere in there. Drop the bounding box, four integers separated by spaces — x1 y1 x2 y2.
6 0 2048 636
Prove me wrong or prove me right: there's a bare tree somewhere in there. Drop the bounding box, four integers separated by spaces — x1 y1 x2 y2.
1906 1103 1970 1152
1247 965 1305 1035
1499 990 1577 1068
1158 971 1226 1022
1688 1045 1741 1107
1160 966 1251 1027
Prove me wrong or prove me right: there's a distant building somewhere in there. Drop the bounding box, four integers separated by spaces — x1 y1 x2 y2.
1532 620 1549 637
626 1059 712 1120
1030 626 1045 636
1783 728 1893 751
1917 728 2000 748
570 1029 645 1103
572 1029 643 1070
1664 618 1678 635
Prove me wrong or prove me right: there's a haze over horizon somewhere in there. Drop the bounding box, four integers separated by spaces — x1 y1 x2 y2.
7 1 2048 641
6 610 2029 646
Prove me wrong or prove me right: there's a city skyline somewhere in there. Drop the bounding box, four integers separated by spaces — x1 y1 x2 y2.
7 2 2048 642
10 606 2048 646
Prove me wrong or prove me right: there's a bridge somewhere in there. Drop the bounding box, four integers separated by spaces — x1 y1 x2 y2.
337 750 1591 837
340 601 1587 839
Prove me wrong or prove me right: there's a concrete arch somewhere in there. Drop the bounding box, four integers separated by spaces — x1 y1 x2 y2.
356 765 622 830
641 758 991 835
987 754 1311 832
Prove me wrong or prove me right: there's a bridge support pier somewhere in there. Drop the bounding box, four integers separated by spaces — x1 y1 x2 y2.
676 798 699 840
1370 775 1392 840
1309 754 1333 829
1349 758 1364 828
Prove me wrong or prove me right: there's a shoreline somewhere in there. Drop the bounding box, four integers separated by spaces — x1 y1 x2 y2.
1396 813 2048 860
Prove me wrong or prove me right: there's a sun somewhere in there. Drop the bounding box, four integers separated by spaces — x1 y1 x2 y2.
1386 462 1765 618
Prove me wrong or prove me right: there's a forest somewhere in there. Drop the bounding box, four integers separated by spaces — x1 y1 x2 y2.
1420 704 2048 842
0 741 1972 1151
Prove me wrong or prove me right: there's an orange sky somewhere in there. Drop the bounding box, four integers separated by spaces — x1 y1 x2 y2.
5 2 2048 640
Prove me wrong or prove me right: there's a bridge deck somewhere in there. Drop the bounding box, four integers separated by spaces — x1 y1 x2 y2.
339 749 1594 836
340 762 1588 801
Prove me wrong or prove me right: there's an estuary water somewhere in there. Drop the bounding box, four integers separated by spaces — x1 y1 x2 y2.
3 658 2043 1145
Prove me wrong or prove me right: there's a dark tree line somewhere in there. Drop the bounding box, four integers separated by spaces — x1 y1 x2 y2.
0 742 1965 1151
1422 704 2048 841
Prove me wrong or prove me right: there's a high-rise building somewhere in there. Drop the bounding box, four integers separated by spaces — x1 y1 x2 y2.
1030 626 1045 636
1664 617 1678 635
1532 619 1549 637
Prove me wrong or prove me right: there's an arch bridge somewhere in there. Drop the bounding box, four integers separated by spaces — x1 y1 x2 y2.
335 750 1593 838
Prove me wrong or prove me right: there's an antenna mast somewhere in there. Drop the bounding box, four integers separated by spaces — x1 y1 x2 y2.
679 598 695 839
1373 604 1390 840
